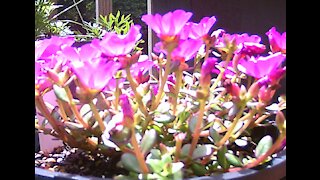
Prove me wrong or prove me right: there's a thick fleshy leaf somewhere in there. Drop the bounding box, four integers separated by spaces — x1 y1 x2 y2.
192 144 214 160
191 163 207 176
171 162 184 174
154 113 176 124
225 153 243 167
209 126 221 144
53 84 69 103
217 145 230 170
255 135 273 158
189 115 201 133
141 129 158 154
147 159 163 173
121 153 142 173
149 149 162 160
180 144 191 158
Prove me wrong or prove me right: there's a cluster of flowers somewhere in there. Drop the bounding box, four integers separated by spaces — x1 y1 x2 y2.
35 9 286 179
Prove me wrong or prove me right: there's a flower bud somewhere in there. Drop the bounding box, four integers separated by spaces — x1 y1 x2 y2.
200 58 217 88
119 94 134 128
258 86 276 103
246 81 260 100
224 79 240 98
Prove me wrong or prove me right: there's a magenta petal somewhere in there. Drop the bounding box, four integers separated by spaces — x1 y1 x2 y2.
238 52 286 78
142 9 192 36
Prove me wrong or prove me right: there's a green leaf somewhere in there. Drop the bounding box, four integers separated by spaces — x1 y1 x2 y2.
156 102 171 114
225 153 243 167
209 126 221 144
191 163 207 176
147 159 163 173
53 85 69 103
171 162 184 174
141 129 158 154
178 111 190 124
180 144 191 158
189 115 199 133
121 153 142 173
192 145 213 160
217 145 230 170
255 135 273 158
150 149 162 160
154 113 176 124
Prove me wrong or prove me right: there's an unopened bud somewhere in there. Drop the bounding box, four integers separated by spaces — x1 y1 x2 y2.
246 81 261 100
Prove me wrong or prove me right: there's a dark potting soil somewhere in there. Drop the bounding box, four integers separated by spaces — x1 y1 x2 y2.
35 146 128 179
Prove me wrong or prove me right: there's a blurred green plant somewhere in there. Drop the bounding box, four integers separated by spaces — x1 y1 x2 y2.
35 0 74 40
76 10 144 51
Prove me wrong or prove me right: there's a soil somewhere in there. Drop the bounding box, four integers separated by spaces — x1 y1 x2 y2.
35 146 128 179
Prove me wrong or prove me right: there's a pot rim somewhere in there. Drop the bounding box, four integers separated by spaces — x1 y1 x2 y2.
35 149 286 180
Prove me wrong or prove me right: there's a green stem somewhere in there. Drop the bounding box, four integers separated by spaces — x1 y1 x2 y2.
151 52 172 111
130 127 149 174
210 52 233 92
188 99 206 157
217 103 246 147
125 68 148 117
114 78 120 111
172 69 183 116
35 95 70 143
64 86 89 129
89 101 106 132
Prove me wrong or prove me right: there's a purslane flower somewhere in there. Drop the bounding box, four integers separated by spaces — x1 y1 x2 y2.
238 52 286 79
141 9 192 38
61 43 101 63
92 25 142 57
155 39 203 61
181 16 216 39
35 36 75 61
266 27 286 54
35 60 52 94
70 59 121 92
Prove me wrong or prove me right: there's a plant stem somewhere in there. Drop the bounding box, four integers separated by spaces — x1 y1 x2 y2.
172 69 183 116
217 103 246 148
56 99 69 122
188 99 206 157
114 78 120 111
35 95 69 143
151 52 172 111
88 101 106 132
130 127 149 174
125 67 148 117
231 110 256 139
210 52 233 92
64 86 89 129
228 132 286 172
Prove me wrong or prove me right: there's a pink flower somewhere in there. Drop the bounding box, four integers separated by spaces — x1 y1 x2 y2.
92 25 142 57
154 39 203 61
35 60 52 93
129 55 155 84
35 36 75 60
266 27 286 53
200 57 218 87
238 52 286 79
181 16 216 39
119 94 134 124
61 43 101 63
70 59 121 91
142 9 192 38
216 33 265 55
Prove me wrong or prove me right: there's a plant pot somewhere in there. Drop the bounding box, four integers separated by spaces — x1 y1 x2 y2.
35 144 286 180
